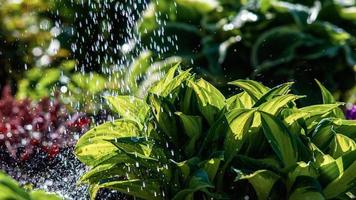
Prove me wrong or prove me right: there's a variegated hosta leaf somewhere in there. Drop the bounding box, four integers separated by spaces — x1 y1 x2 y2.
75 120 141 166
229 80 269 101
259 111 298 168
148 93 178 142
315 79 345 119
224 109 255 163
188 78 225 125
300 103 343 131
287 162 318 190
312 118 356 153
106 95 150 125
315 79 335 104
237 170 280 200
175 112 203 156
329 134 356 159
235 91 255 108
253 82 294 107
172 169 214 200
288 176 325 200
320 150 356 199
258 94 302 115
202 153 224 182
226 93 244 110
150 64 191 99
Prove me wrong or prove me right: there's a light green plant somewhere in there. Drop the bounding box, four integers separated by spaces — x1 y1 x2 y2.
75 65 356 199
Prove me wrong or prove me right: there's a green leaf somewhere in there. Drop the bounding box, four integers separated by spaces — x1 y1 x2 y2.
106 96 150 124
109 137 158 162
150 65 191 98
229 80 269 101
300 104 343 131
238 91 255 108
30 191 62 200
254 82 294 107
227 94 244 110
175 112 203 156
202 153 224 182
288 176 325 200
0 172 31 200
176 0 219 14
125 51 152 92
311 118 356 153
287 162 318 190
239 170 280 200
172 169 214 200
71 72 106 94
224 109 255 162
333 119 356 140
315 79 336 104
258 94 302 115
79 156 132 184
75 120 140 166
189 78 225 125
148 94 178 141
260 111 298 168
172 157 201 181
321 151 356 199
339 7 356 20
0 171 62 200
329 134 356 158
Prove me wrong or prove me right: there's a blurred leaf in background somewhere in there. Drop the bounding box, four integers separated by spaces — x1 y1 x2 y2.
137 0 356 104
0 0 69 87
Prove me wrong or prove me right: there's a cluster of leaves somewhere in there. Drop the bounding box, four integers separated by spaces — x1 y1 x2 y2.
0 171 61 200
15 52 181 112
0 85 90 162
137 0 356 103
16 60 108 112
76 65 356 199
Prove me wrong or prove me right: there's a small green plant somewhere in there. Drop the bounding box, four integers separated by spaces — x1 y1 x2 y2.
76 65 356 199
0 171 61 200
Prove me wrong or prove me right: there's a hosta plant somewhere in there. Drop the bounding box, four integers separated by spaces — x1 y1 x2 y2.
0 171 61 200
76 65 356 199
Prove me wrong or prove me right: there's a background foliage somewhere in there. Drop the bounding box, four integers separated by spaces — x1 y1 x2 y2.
137 0 356 104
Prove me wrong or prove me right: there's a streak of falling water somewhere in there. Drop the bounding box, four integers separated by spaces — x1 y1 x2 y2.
27 0 178 199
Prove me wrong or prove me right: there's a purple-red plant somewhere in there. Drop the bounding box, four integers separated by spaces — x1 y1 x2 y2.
0 85 90 161
346 104 356 120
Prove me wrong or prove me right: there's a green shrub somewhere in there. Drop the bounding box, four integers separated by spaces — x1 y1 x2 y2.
75 65 356 199
0 171 61 200
137 0 356 104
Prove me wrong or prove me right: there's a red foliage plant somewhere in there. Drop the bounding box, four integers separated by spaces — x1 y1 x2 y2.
0 85 90 161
